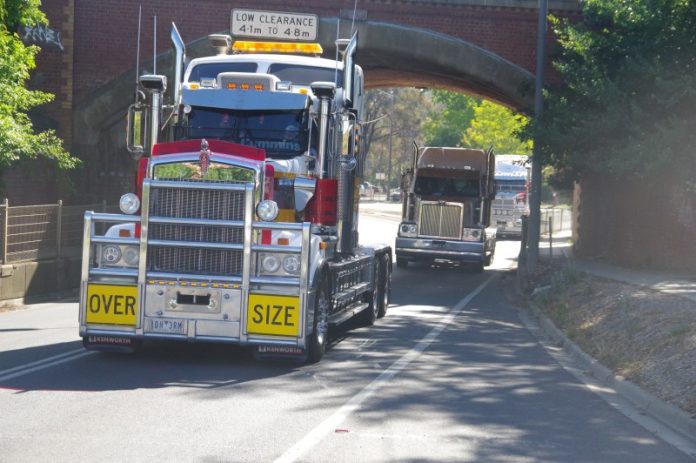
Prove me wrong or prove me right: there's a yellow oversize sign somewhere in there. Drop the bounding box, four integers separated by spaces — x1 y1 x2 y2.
247 294 300 336
86 284 138 325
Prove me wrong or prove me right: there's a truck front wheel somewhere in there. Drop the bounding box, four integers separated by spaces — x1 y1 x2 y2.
377 255 391 318
360 259 380 326
306 274 330 363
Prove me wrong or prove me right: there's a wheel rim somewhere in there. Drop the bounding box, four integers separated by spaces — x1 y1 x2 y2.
316 286 330 345
372 280 379 317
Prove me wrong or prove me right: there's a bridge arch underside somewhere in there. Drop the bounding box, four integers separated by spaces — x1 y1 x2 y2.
342 21 535 111
73 19 535 200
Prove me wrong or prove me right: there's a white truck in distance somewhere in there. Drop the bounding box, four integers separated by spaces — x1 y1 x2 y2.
491 154 530 238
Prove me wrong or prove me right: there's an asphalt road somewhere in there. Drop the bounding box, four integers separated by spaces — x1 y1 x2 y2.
0 214 692 462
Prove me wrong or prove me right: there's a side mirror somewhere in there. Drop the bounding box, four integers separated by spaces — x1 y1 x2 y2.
126 103 146 159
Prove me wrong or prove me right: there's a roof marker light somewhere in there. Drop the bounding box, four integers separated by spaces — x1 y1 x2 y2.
232 41 323 55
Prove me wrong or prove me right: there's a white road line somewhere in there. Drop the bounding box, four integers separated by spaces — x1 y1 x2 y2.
0 349 94 382
274 273 497 463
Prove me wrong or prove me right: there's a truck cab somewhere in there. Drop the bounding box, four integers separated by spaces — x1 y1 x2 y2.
395 147 496 271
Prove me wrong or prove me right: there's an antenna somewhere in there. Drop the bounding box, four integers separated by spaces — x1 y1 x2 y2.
350 0 358 34
134 4 142 101
153 15 157 75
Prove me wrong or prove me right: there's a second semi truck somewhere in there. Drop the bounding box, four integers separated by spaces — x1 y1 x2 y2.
396 146 496 272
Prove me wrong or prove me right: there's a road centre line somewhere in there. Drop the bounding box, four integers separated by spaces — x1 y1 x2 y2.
0 349 94 383
274 273 497 463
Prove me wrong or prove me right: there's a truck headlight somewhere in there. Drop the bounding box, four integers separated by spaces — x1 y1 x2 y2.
256 200 279 221
261 254 281 273
119 193 140 214
399 223 417 237
282 255 300 275
123 246 140 266
462 228 483 241
101 245 122 265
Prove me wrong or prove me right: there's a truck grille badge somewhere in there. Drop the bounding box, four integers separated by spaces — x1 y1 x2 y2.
199 139 210 175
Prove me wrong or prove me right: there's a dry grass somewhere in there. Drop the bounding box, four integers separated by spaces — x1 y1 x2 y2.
532 264 696 416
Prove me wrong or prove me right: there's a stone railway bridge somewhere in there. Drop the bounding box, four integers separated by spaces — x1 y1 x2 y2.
13 0 580 204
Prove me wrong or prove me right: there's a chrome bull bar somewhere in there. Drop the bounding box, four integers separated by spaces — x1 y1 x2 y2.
80 178 313 346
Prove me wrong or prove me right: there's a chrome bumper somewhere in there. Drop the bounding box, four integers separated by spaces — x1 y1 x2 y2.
395 237 485 263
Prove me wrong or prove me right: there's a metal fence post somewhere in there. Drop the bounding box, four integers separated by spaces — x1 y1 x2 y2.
548 215 554 258
2 198 8 264
56 200 63 259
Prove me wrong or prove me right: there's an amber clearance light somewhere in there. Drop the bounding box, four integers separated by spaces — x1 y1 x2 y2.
232 41 323 55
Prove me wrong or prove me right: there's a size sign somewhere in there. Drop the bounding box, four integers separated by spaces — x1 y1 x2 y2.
231 9 318 41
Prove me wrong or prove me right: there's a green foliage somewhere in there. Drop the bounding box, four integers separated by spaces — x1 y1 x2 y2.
462 100 532 154
534 0 696 181
0 0 78 172
422 90 478 146
423 90 531 155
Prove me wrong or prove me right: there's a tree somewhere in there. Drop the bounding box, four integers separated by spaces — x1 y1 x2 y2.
534 0 696 183
462 100 532 154
422 90 478 147
363 88 434 189
0 0 78 174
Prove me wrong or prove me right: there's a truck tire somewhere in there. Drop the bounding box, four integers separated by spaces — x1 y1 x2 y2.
306 273 330 363
360 259 380 326
377 255 391 318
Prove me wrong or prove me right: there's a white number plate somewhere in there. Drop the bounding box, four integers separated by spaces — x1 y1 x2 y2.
145 318 188 335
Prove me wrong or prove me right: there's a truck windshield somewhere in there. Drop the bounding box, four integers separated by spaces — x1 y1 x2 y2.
495 179 527 197
267 63 343 86
175 107 309 159
188 63 258 81
414 175 480 197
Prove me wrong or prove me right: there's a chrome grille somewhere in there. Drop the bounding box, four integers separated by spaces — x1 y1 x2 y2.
419 202 463 239
148 180 247 277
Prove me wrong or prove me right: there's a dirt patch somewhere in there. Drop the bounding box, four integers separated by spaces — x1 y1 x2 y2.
0 303 23 314
510 263 696 416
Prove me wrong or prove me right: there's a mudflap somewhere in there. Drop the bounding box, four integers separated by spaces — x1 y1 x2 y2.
82 335 141 353
252 345 308 363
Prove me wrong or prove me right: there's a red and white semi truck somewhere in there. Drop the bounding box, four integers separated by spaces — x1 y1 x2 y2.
79 21 392 363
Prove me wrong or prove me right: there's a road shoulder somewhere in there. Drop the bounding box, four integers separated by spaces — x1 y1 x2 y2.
503 268 696 448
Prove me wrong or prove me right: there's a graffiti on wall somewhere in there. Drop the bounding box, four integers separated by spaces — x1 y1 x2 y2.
22 25 64 51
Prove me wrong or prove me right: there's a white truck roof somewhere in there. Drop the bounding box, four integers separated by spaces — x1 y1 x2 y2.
184 54 344 83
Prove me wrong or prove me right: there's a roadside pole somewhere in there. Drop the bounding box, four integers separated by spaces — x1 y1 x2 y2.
526 0 548 273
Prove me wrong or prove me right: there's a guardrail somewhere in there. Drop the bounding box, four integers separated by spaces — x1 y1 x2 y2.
0 200 116 264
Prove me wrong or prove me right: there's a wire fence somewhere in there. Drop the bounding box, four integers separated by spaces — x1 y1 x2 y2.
540 207 572 235
0 200 116 264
